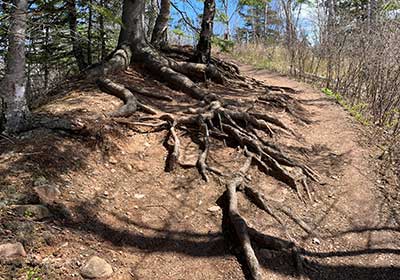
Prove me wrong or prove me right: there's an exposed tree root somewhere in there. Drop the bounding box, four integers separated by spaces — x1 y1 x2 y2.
221 155 308 280
226 156 262 280
90 44 320 279
96 78 160 116
27 114 87 134
243 185 315 236
125 84 173 102
257 93 311 124
96 78 138 117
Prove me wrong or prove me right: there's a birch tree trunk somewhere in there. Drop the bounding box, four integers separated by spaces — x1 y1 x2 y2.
0 0 30 134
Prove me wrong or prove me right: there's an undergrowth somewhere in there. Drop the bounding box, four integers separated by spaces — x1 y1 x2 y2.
321 88 370 126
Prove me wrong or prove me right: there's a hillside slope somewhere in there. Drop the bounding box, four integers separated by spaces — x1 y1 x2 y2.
1 61 399 280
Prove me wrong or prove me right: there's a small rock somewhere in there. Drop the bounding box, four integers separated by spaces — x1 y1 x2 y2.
80 256 113 279
207 206 220 212
14 204 51 220
134 194 145 199
110 169 116 173
108 157 118 164
34 184 61 202
0 242 27 259
103 191 109 197
312 238 321 245
125 164 133 171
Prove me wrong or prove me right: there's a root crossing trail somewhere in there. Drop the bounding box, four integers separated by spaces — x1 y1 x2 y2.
237 63 400 280
1 61 399 280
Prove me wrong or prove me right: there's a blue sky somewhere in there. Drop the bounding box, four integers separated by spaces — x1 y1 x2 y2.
171 0 317 41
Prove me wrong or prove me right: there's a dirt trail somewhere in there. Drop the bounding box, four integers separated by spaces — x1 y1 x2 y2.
238 64 400 279
1 62 399 280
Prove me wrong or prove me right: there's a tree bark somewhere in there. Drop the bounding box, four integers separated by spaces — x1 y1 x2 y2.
66 0 87 71
194 0 216 63
0 0 30 134
87 0 93 65
151 0 170 49
118 0 146 48
147 0 159 39
99 0 106 60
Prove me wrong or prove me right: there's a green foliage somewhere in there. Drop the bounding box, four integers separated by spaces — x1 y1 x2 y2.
172 28 185 37
24 209 34 218
322 88 370 125
26 267 42 280
239 0 269 9
90 2 123 26
383 0 400 11
212 37 234 52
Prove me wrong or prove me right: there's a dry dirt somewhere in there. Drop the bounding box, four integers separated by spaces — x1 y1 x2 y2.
0 61 399 280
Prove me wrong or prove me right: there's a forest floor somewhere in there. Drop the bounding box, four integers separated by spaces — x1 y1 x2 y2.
1 58 399 280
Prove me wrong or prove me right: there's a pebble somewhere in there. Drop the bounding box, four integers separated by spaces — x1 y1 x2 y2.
0 242 27 259
134 194 145 199
207 206 220 212
312 237 321 245
80 256 113 279
34 184 61 202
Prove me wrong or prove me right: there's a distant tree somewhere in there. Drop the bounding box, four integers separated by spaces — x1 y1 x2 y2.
66 0 88 70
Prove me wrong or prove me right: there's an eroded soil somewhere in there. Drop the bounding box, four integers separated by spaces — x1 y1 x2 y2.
1 61 399 280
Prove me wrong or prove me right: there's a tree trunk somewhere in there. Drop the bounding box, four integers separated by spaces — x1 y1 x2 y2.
88 0 216 101
222 0 230 40
118 0 146 48
87 0 93 65
0 0 30 134
147 0 159 39
44 25 49 90
194 0 216 63
151 0 170 49
66 0 87 71
99 0 106 60
264 2 268 39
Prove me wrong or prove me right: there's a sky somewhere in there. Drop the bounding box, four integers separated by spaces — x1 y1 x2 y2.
171 0 318 42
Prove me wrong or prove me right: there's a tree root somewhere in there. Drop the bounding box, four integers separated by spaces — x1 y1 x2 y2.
96 78 138 117
226 156 262 280
90 44 318 280
257 93 311 124
27 114 87 134
96 78 161 117
223 155 308 280
243 185 315 236
125 84 173 102
166 120 180 171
